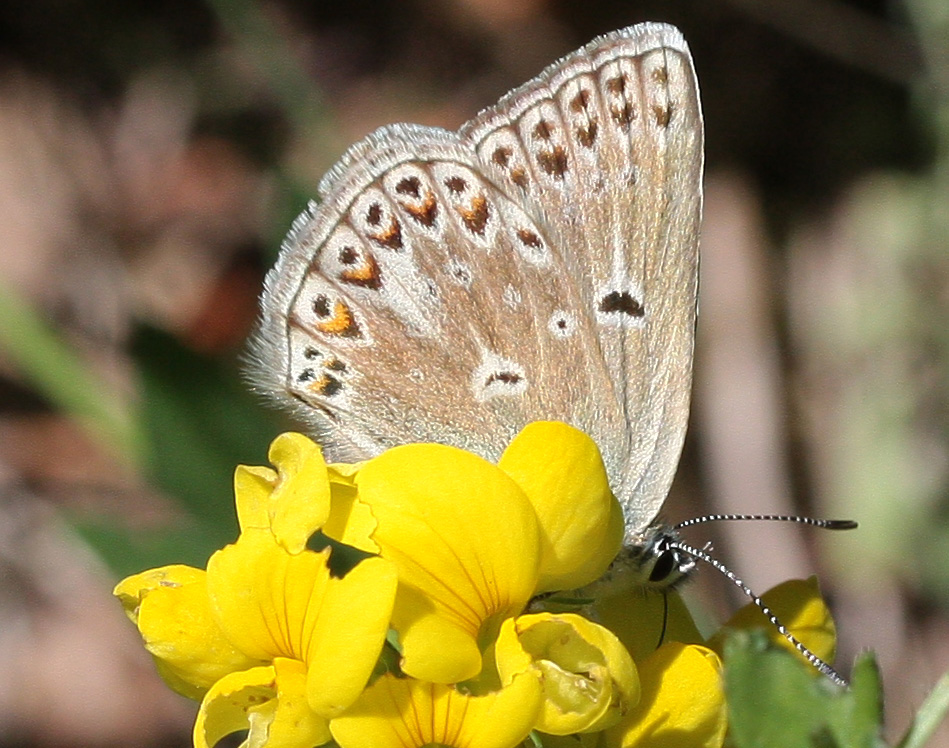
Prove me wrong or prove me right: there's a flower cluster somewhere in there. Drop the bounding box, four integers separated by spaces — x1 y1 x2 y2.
115 422 836 748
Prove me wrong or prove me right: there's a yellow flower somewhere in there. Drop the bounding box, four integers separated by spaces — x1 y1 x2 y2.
114 565 262 701
347 421 623 684
707 576 836 666
115 433 398 748
589 575 839 748
583 588 727 748
605 642 726 748
116 423 841 748
329 672 544 748
495 613 640 735
498 421 625 592
205 529 396 717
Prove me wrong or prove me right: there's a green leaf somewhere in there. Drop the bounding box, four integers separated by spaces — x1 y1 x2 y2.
895 670 949 748
725 630 886 748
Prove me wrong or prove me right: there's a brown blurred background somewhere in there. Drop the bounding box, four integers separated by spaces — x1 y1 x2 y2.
0 0 945 745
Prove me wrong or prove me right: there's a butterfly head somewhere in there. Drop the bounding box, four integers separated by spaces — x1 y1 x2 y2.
625 525 697 590
590 525 696 596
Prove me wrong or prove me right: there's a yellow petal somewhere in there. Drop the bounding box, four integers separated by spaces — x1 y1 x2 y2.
329 672 543 748
114 565 262 700
594 587 704 664
233 465 278 532
605 643 726 748
233 433 333 553
355 443 543 683
707 576 836 665
207 534 397 718
194 659 331 748
267 432 333 553
328 462 362 482
267 658 333 748
499 421 624 592
303 556 398 717
496 613 639 735
323 463 380 554
388 584 485 686
194 665 274 748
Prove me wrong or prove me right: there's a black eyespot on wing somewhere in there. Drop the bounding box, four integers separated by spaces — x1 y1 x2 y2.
313 295 331 317
486 371 522 386
599 291 644 317
395 176 421 197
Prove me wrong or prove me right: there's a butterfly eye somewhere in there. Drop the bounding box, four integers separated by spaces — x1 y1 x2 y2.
637 529 695 588
648 548 679 583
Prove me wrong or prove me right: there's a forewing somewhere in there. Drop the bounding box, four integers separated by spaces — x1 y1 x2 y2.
462 23 703 533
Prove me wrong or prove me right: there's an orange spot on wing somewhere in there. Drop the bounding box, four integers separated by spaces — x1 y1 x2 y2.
315 300 361 337
340 253 382 289
309 372 342 397
456 195 489 235
401 191 438 227
367 217 403 250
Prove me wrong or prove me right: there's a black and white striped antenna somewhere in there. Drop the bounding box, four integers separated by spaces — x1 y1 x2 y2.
665 514 857 687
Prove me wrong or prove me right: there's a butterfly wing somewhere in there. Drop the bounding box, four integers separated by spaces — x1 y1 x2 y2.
251 123 621 459
250 23 703 538
462 22 703 535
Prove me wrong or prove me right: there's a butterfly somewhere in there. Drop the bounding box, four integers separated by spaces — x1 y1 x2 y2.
250 22 701 566
248 22 860 687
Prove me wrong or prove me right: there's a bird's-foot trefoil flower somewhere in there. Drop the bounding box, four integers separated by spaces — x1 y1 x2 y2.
115 423 839 748
115 433 398 748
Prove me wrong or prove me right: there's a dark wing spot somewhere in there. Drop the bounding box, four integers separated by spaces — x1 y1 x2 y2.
533 119 553 140
313 295 331 317
395 176 421 197
517 229 542 249
325 357 347 372
549 312 576 337
599 291 644 317
536 147 568 179
652 66 669 84
339 246 358 265
304 347 321 359
366 203 383 226
492 147 511 167
444 176 467 193
298 368 315 382
606 75 627 94
576 121 598 147
611 103 634 129
570 89 590 111
653 104 673 128
486 371 522 386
